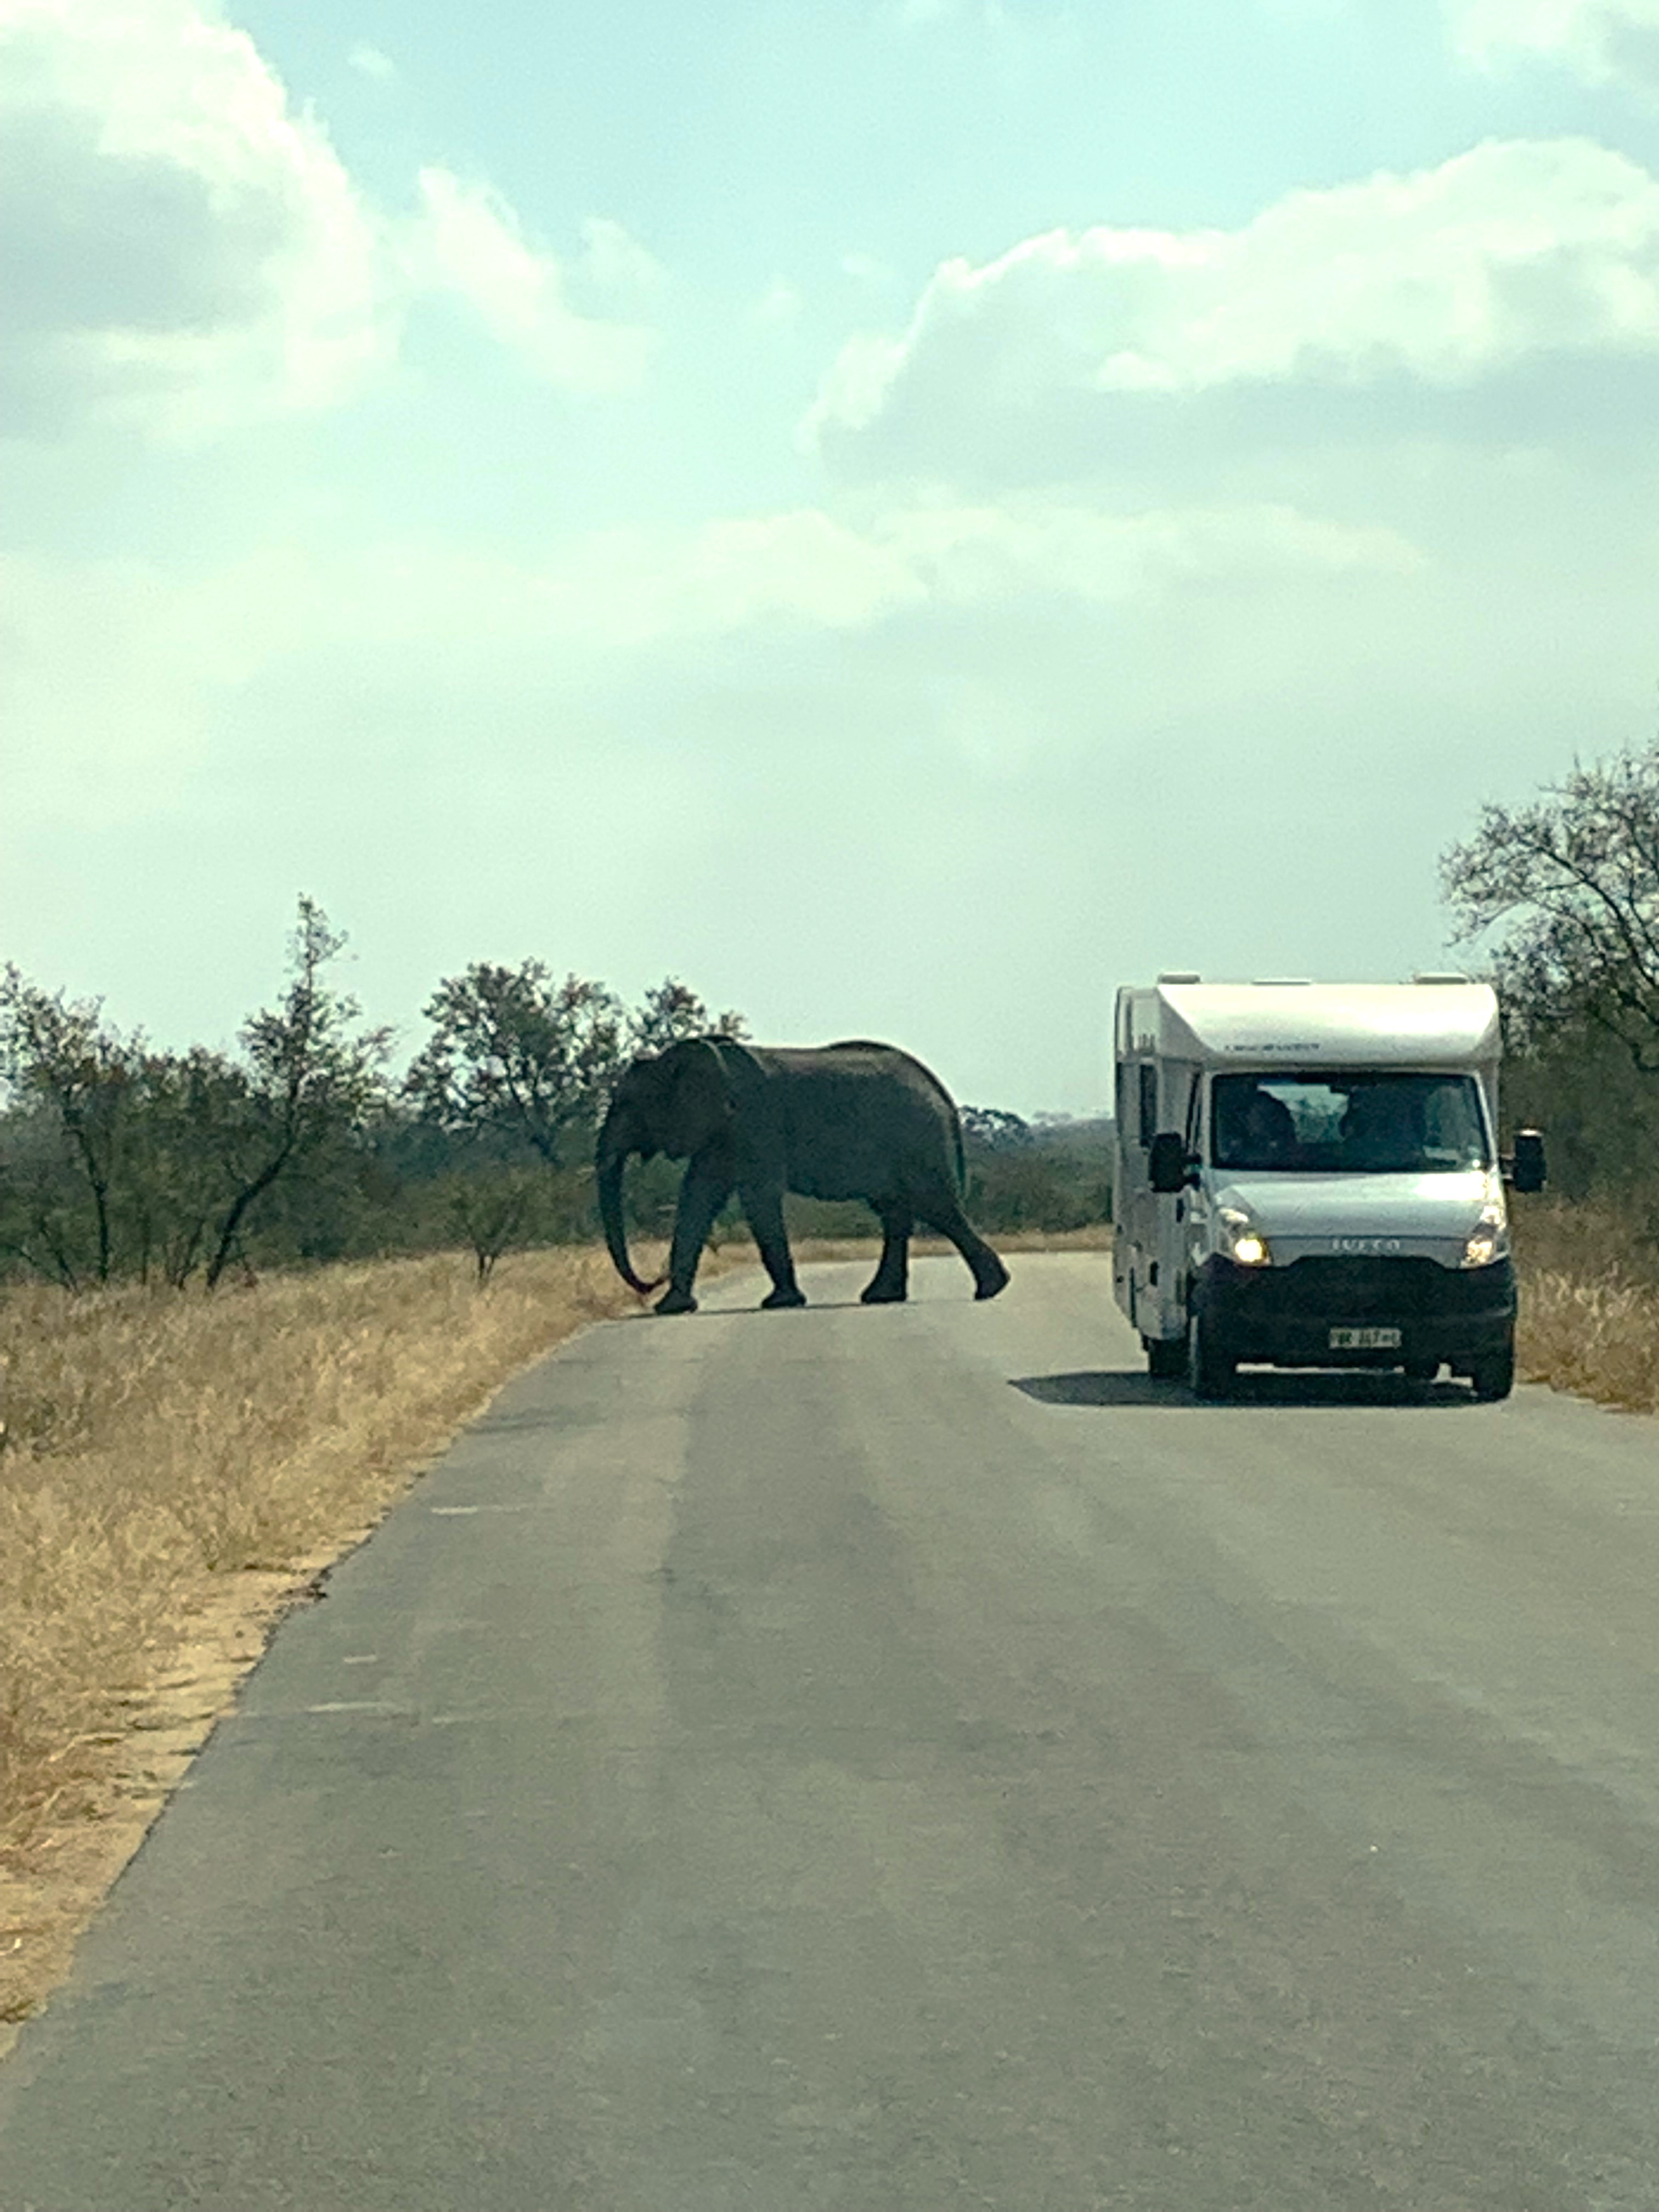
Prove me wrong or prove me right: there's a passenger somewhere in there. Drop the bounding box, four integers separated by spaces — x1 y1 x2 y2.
1243 1089 1297 1166
1219 1085 1298 1167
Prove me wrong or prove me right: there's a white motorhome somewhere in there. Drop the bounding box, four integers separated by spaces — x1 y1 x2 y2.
1112 976 1545 1400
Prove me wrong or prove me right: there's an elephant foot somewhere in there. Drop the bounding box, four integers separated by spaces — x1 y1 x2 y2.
654 1288 699 1315
860 1283 907 1305
760 1286 807 1310
973 1258 1011 1302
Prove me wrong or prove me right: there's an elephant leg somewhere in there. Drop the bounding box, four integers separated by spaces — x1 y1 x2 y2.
655 1158 733 1315
861 1200 912 1303
916 1187 1011 1301
739 1180 805 1308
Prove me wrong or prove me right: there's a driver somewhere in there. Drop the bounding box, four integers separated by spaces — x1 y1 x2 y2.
1219 1084 1297 1166
1340 1084 1423 1166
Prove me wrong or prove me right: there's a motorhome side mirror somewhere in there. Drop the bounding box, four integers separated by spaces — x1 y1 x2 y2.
1148 1131 1190 1195
1510 1127 1547 1194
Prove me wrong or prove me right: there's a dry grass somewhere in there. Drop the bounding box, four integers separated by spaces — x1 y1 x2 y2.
1514 1199 1659 1415
0 1242 726 2036
0 1225 1098 2035
0 1223 1086 2024
7 1226 1098 1882
0 1245 697 1865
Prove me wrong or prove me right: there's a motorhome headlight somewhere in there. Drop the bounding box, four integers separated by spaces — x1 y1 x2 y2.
1218 1206 1271 1268
1461 1202 1510 1270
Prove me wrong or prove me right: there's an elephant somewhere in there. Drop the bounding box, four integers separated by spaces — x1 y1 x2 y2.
596 1036 1011 1314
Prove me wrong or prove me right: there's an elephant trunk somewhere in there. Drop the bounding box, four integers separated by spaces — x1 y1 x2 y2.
596 1126 664 1296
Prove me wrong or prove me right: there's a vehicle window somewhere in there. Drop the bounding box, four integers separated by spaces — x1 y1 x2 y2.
1138 1064 1158 1148
1210 1072 1491 1173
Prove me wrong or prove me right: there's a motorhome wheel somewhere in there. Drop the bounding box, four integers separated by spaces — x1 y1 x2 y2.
1470 1341 1515 1403
1145 1334 1187 1381
1188 1313 1235 1400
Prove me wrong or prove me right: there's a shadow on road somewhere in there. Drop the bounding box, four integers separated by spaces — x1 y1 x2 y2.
622 1297 940 1321
1012 1370 1480 1410
1012 1370 1178 1408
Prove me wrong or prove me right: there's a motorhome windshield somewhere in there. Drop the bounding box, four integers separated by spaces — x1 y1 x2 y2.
1211 1071 1491 1175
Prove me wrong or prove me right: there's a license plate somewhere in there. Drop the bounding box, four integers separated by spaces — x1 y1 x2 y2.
1329 1326 1402 1350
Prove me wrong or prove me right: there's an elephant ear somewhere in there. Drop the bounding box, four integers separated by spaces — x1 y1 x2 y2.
657 1037 736 1156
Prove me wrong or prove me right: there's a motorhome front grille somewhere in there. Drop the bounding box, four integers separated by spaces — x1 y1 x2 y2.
1249 1257 1509 1318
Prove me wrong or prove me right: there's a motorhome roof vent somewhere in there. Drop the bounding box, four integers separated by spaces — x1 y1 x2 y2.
1251 977 1312 986
1156 970 1201 984
1412 971 1471 985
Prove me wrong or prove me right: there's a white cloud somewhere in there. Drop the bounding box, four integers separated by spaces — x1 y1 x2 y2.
874 498 1420 599
2 498 1417 808
0 0 390 438
579 216 667 298
394 497 1414 645
754 279 803 328
347 41 397 82
0 0 661 441
405 170 655 392
1450 0 1659 93
9 450 1649 1103
806 138 1659 480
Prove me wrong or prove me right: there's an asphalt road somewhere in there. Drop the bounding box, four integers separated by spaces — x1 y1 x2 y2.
4 1252 1659 2211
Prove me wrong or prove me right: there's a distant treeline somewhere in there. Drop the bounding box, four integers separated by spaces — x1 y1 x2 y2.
0 902 1113 1290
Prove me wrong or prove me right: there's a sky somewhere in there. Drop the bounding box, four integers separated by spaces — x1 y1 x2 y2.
3 0 1658 1116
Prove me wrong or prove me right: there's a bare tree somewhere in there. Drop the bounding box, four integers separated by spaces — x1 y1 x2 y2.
1442 739 1659 1073
201 898 390 1289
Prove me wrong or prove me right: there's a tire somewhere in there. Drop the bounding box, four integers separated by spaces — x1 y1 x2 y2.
1188 1311 1235 1401
1470 1339 1515 1403
1146 1335 1187 1381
